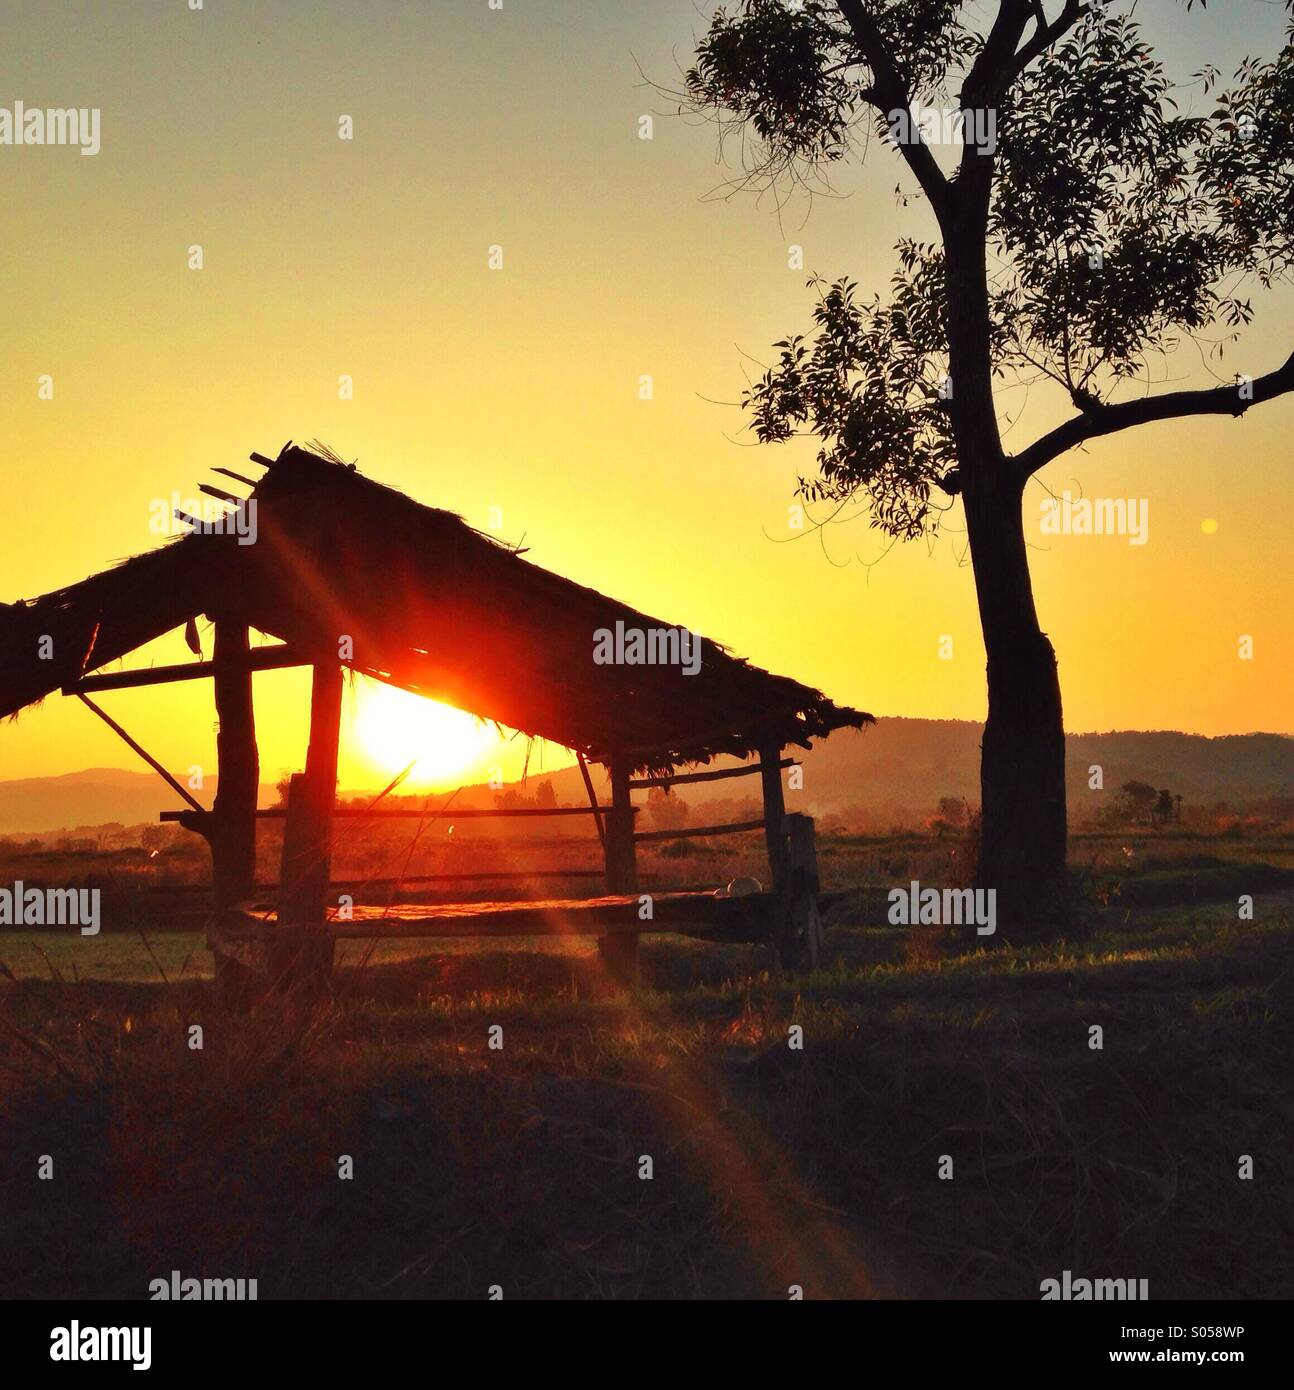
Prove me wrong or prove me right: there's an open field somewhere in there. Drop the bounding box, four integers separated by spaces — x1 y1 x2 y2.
1 828 1291 1300
5 823 1294 942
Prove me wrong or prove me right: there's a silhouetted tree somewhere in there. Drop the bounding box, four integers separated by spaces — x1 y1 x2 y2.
681 0 1294 936
1103 779 1159 825
647 785 691 831
140 824 170 855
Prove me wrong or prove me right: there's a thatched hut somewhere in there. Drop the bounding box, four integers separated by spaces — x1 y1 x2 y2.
1 443 872 990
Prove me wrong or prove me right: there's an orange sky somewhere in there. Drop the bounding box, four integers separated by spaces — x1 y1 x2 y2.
2 0 1291 796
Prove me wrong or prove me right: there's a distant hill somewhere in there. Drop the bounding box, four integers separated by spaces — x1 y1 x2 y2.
0 768 278 837
789 720 1294 827
3 721 1293 835
490 720 1294 829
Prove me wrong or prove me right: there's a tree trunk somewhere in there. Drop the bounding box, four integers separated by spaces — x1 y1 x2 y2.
936 178 1069 938
963 469 1068 940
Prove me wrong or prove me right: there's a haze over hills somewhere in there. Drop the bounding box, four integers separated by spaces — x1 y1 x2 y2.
3 720 1293 835
518 720 1294 829
0 768 268 838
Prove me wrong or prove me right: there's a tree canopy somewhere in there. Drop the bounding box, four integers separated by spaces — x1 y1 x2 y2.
683 0 1294 535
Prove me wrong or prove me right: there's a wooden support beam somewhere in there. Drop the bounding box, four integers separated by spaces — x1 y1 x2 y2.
628 758 796 791
633 818 766 843
291 662 344 917
75 693 205 813
306 662 343 810
599 756 639 985
760 740 789 893
212 466 258 488
207 620 261 1006
214 890 776 942
272 663 344 996
602 758 638 893
322 868 659 888
577 751 606 852
278 773 320 923
319 917 659 940
779 813 822 970
161 803 625 822
67 643 308 694
210 620 260 909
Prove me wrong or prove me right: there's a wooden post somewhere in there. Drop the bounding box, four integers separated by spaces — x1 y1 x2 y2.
274 774 329 992
759 740 788 892
780 813 822 970
274 663 343 995
211 621 259 904
598 756 639 986
209 620 260 1005
278 773 315 919
577 752 606 852
302 659 343 911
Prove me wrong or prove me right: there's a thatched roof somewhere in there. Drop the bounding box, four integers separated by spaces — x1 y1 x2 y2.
0 444 872 771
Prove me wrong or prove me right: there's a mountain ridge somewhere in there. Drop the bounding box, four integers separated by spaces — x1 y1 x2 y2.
3 719 1292 834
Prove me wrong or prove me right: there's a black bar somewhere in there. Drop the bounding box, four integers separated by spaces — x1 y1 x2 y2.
4 1300 1282 1376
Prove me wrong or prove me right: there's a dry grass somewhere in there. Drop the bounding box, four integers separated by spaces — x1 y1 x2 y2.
1 881 1290 1299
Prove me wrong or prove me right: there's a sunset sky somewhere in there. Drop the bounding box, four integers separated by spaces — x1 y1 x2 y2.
2 0 1291 796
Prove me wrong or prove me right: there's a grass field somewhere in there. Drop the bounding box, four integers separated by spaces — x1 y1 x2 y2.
0 831 1291 1300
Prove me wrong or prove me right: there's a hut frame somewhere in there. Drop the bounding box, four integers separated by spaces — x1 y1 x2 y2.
2 444 873 997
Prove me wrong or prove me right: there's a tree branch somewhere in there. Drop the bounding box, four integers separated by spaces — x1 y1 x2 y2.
957 0 1083 196
835 0 952 220
1009 0 1084 83
960 0 1035 109
1011 349 1294 479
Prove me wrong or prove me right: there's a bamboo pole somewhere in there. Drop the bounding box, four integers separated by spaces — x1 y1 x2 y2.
598 756 640 986
75 693 205 813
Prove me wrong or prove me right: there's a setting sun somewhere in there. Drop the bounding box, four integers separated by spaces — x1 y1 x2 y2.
349 679 501 787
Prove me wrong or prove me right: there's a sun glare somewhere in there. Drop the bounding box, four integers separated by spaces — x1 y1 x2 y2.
352 680 499 787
